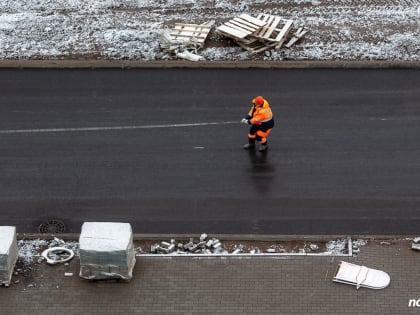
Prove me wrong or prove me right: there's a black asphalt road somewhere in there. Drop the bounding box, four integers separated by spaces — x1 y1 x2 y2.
0 68 419 234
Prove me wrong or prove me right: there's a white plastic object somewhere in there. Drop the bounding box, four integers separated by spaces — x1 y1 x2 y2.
333 261 390 289
42 247 75 265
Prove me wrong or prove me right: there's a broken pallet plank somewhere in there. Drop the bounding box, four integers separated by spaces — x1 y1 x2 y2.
285 27 309 48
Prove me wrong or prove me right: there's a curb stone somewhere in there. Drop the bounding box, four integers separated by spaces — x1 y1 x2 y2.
17 233 417 241
0 60 419 69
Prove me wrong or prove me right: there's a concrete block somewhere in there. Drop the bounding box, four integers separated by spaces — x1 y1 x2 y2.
79 222 136 281
0 226 18 286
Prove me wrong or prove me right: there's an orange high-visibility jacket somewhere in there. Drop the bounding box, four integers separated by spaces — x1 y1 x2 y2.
247 99 273 125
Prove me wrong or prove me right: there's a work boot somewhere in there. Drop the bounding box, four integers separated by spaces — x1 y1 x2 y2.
243 143 255 149
243 139 255 149
258 143 268 152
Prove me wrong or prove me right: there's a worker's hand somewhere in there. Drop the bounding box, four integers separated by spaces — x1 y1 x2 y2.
241 118 249 124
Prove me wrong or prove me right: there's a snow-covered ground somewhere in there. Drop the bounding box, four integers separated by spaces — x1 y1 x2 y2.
0 0 418 61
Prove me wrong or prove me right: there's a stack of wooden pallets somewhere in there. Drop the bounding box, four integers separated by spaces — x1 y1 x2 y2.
216 13 301 54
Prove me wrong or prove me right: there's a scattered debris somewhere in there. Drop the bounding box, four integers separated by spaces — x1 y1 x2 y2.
64 272 73 277
150 235 228 254
309 244 319 251
176 50 204 62
41 247 75 265
326 239 348 255
333 261 391 290
351 239 366 254
411 237 420 251
15 237 78 274
148 235 364 256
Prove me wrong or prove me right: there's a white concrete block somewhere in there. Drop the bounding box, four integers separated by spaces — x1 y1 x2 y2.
0 226 18 286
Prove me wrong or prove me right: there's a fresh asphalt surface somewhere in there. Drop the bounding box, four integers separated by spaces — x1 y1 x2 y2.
0 68 419 234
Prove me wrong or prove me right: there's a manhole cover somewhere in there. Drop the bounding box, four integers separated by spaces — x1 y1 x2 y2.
38 220 66 234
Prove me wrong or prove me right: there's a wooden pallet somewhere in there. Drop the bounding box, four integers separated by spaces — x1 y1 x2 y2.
216 13 301 54
216 14 267 39
253 13 294 49
169 23 212 45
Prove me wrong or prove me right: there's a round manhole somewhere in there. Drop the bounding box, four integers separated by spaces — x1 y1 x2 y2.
38 220 66 234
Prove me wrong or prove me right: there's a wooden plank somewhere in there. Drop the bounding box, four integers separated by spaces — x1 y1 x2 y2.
223 22 254 36
171 28 207 36
236 36 258 45
296 27 309 37
236 38 277 55
169 33 207 39
169 36 205 43
231 17 262 31
236 40 265 53
216 24 249 39
274 20 294 49
170 31 207 38
250 43 277 54
227 20 257 33
170 33 207 40
239 13 266 27
172 25 210 35
285 28 309 48
174 23 211 30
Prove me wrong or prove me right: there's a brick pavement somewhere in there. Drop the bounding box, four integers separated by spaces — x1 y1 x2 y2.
0 238 419 315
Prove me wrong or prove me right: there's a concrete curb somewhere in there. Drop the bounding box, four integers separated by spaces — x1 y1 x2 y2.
0 59 419 69
16 233 416 241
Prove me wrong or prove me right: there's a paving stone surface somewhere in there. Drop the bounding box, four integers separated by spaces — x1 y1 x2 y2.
1 239 419 314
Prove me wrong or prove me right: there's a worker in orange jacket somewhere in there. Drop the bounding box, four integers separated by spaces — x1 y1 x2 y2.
241 95 274 152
